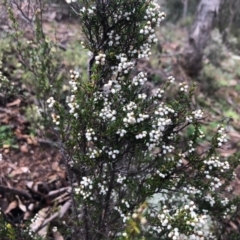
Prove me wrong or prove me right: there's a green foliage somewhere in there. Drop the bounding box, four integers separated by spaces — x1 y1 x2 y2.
0 220 16 240
0 73 18 149
0 125 16 148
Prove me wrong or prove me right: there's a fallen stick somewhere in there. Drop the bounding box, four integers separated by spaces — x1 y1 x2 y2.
0 185 32 200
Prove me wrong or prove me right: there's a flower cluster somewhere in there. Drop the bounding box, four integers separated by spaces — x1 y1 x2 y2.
46 96 55 108
188 140 195 153
162 144 175 155
132 72 148 86
156 169 167 178
192 109 204 119
67 94 79 116
75 177 93 200
107 149 120 159
123 11 132 21
65 0 76 3
123 101 137 112
217 125 228 147
80 5 96 14
88 148 102 159
203 156 230 172
186 110 204 122
102 80 121 94
136 2 165 59
107 30 121 46
95 53 106 65
65 70 81 118
86 128 97 141
204 194 216 207
116 54 134 74
122 101 139 125
147 193 215 239
140 103 175 151
140 21 158 44
116 129 127 137
97 181 107 195
46 96 59 125
99 100 116 121
138 43 152 59
116 174 126 184
69 70 80 92
179 82 189 93
136 113 150 123
114 206 130 223
168 76 175 83
154 88 165 98
136 131 148 139
51 113 60 125
138 93 147 100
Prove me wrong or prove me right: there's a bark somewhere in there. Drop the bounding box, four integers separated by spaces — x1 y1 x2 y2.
181 0 189 19
181 0 222 77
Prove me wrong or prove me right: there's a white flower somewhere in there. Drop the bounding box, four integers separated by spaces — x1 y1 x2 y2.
46 97 55 108
95 53 106 65
88 9 94 14
179 82 189 92
65 0 76 3
116 129 127 137
51 113 60 125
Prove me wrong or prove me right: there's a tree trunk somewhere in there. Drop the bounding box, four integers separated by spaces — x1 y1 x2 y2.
181 0 222 77
182 0 189 19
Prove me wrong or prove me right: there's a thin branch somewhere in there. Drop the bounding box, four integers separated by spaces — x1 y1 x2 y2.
0 185 32 200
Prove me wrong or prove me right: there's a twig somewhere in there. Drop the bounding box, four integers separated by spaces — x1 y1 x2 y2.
0 185 32 199
37 138 58 147
36 199 72 232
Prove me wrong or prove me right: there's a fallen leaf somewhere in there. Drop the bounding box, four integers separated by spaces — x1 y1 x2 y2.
229 79 238 86
24 211 32 220
4 200 18 214
27 136 38 145
53 231 64 240
229 131 240 141
38 224 49 238
30 207 51 232
16 196 27 212
4 149 9 154
26 181 34 189
20 167 29 173
52 161 59 170
10 168 24 177
218 148 237 157
7 99 21 107
20 144 28 153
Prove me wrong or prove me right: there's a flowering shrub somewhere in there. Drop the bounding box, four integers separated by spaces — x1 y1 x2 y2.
44 1 239 239
4 0 240 239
